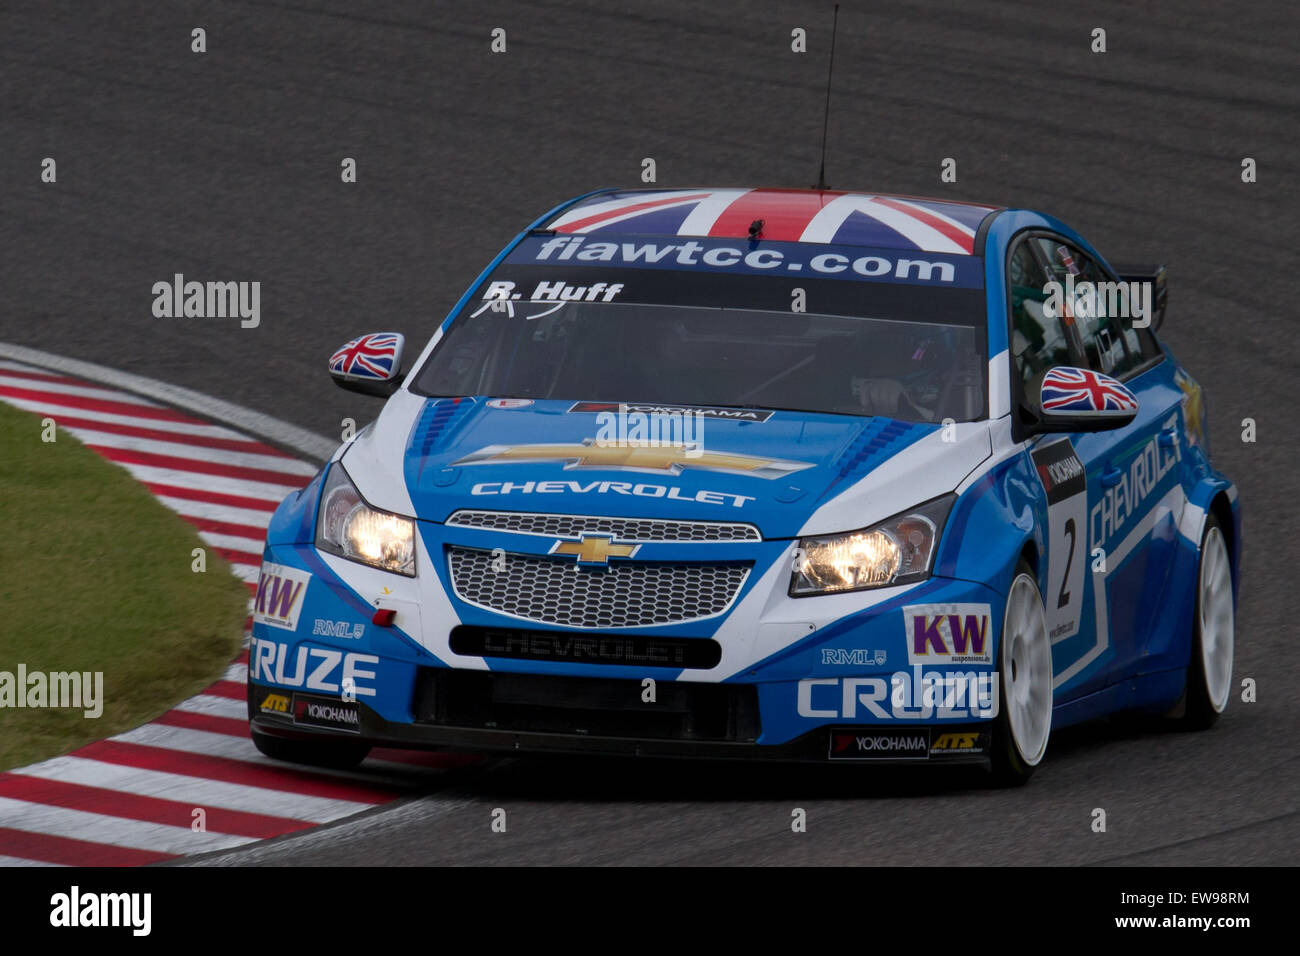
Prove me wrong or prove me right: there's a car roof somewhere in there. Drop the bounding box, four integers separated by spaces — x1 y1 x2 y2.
541 187 1003 256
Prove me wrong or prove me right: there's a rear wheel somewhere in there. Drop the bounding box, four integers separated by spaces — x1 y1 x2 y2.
251 728 371 769
1177 515 1234 729
990 562 1053 786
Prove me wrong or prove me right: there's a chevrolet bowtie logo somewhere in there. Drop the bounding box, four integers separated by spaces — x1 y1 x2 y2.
549 534 641 566
452 441 812 479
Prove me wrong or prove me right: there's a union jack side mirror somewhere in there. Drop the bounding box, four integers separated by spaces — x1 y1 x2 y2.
1027 365 1138 434
328 332 406 398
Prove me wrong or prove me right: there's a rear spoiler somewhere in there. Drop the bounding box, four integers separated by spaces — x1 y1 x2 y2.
1109 261 1168 331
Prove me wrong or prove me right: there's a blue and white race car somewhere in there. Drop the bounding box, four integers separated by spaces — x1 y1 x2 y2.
249 188 1240 783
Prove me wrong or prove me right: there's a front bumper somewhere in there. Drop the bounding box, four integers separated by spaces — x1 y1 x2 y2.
250 519 1007 765
248 671 995 765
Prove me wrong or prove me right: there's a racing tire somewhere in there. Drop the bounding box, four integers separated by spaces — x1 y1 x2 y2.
989 560 1054 786
250 728 371 769
1175 514 1235 730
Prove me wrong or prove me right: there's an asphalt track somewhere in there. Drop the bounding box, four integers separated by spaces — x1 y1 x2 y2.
2 1 1298 865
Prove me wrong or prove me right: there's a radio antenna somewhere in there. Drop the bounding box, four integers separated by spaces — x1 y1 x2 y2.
814 4 840 191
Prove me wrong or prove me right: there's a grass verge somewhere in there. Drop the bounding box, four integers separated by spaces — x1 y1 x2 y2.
0 400 250 770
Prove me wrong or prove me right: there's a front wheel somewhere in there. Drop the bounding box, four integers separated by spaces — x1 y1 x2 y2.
990 562 1054 786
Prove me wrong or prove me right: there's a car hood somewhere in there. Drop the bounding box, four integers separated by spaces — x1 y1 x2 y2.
342 394 993 540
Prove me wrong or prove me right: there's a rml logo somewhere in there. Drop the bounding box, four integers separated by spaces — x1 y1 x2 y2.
820 648 886 666
904 604 994 665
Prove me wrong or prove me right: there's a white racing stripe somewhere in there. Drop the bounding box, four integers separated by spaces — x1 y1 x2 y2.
174 694 250 721
10 757 374 823
0 375 164 406
111 724 421 788
0 796 254 855
0 855 65 867
109 462 303 501
222 662 249 683
227 564 262 585
0 394 257 439
0 343 337 461
61 426 317 475
198 531 270 558
155 496 274 529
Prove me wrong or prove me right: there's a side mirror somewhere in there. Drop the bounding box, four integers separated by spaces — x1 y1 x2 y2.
328 332 406 398
1022 366 1138 434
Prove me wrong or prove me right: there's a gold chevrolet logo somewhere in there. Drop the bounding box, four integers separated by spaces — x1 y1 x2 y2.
549 534 641 566
453 441 812 479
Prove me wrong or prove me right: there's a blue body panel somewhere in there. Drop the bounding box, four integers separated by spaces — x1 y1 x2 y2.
248 194 1242 759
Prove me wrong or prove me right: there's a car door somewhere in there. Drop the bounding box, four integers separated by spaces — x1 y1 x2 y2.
1007 236 1098 696
1030 236 1184 691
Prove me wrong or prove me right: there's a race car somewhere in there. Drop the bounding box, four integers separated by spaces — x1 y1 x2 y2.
248 187 1240 784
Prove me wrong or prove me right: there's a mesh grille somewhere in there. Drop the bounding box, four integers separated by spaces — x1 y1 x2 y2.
448 547 750 628
446 510 761 542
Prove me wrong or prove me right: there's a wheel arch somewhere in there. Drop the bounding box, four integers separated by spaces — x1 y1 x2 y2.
1183 477 1242 606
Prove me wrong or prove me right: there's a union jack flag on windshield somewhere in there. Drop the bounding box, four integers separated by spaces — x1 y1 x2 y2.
330 333 402 379
1041 366 1138 414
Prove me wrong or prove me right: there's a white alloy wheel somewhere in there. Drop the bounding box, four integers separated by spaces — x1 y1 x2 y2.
1197 525 1234 713
1001 572 1053 767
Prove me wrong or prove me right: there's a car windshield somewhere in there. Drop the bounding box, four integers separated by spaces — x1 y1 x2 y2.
412 257 987 423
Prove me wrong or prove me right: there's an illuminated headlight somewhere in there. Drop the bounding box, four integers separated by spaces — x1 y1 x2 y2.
315 464 416 576
790 495 955 596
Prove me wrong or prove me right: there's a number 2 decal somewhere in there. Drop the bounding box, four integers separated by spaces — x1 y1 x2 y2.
1031 440 1088 644
1058 518 1076 609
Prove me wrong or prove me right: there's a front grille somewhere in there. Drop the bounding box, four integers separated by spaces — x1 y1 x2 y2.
445 509 761 542
448 547 750 628
414 669 761 742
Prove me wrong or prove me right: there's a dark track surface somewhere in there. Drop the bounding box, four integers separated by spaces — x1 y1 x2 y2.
4 1 1297 865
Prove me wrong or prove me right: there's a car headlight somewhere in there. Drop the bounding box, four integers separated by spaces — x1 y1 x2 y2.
790 495 955 596
315 464 416 576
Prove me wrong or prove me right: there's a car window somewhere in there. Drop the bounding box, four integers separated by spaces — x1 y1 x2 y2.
1034 238 1144 378
1008 241 1075 386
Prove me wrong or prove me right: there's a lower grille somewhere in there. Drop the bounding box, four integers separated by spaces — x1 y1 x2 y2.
447 546 750 628
414 670 761 742
450 625 722 669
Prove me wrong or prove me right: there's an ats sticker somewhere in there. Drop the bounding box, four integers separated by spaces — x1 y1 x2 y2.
292 694 361 733
930 731 989 755
258 692 290 715
252 563 311 631
904 604 993 665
